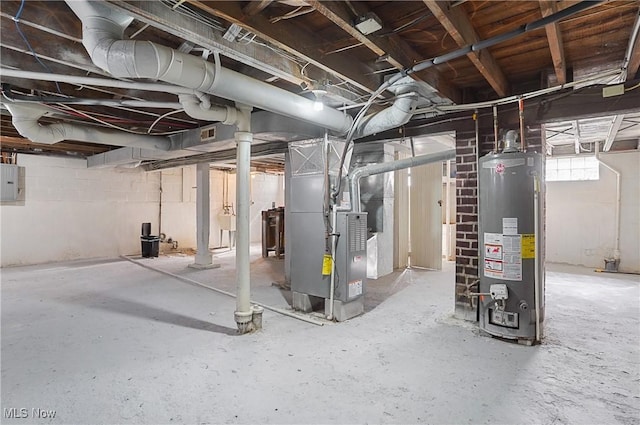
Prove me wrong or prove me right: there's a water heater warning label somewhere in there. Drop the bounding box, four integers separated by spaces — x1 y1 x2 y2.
485 244 502 260
484 232 522 281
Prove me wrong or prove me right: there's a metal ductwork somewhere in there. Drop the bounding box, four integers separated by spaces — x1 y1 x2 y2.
352 91 418 139
65 0 353 135
349 148 456 212
178 94 237 124
4 103 172 151
64 0 422 139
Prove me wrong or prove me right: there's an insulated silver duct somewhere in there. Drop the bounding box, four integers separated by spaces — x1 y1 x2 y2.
178 94 237 124
65 0 353 135
352 91 418 139
350 148 456 212
4 103 172 151
65 0 421 139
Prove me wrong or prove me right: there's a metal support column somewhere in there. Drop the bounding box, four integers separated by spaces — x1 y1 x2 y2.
234 105 260 333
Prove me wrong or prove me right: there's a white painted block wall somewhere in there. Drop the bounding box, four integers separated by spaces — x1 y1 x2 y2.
0 155 284 267
546 151 639 273
210 171 284 247
0 155 161 266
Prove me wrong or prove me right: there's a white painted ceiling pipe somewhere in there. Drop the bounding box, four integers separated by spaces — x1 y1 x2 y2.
3 1 425 153
65 0 353 135
65 0 423 138
207 67 352 134
178 94 237 124
4 102 172 150
0 69 200 96
350 148 456 212
353 91 419 139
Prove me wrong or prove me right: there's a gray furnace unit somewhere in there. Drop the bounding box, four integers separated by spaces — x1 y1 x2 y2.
288 139 367 321
478 141 545 344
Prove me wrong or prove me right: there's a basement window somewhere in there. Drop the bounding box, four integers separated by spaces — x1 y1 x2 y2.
546 156 599 181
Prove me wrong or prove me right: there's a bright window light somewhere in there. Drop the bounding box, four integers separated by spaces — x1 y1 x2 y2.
546 156 599 181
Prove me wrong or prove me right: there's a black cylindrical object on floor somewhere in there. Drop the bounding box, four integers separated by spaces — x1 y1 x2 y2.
141 236 160 257
141 222 151 236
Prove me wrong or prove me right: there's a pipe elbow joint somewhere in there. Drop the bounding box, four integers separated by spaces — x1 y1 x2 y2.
179 94 235 123
223 106 238 125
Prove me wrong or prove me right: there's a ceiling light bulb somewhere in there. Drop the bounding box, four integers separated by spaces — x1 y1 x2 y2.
313 100 324 111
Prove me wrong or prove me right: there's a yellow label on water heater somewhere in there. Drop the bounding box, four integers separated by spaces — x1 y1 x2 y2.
322 254 333 276
522 234 535 259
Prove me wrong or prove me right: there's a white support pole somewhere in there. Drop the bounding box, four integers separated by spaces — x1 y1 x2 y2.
446 159 452 261
234 106 254 333
190 162 218 269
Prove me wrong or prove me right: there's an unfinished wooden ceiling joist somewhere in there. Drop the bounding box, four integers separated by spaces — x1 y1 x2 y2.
0 0 638 161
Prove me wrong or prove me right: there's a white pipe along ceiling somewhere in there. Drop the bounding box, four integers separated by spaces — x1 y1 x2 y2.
350 149 456 213
4 102 172 151
64 0 419 140
2 1 423 148
64 0 352 134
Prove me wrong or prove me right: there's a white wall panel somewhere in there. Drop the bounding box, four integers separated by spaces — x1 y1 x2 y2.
546 151 639 272
0 154 284 267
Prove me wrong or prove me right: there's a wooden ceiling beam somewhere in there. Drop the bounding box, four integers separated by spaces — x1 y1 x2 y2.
186 0 382 95
305 0 461 103
423 0 509 97
0 16 104 76
536 80 640 123
242 0 273 17
539 1 567 85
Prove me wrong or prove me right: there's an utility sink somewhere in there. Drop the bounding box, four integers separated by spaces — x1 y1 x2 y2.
218 214 236 231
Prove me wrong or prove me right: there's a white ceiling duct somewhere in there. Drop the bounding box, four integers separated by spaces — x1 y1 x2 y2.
65 0 352 135
4 103 172 151
352 91 418 139
64 0 420 139
178 94 237 124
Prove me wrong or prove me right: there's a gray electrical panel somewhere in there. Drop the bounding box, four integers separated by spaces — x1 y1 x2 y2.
478 151 545 343
1 164 19 202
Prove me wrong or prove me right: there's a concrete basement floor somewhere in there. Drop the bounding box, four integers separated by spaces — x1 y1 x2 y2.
1 246 639 424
